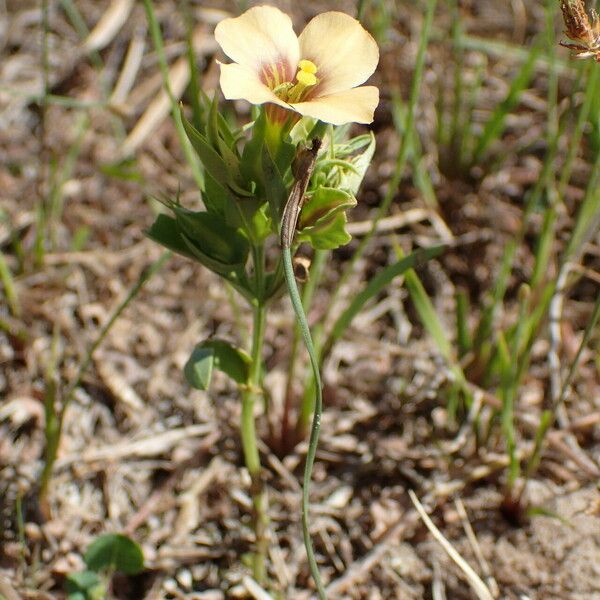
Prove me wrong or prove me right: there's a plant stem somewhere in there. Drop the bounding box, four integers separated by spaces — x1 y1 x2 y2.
283 249 327 451
282 246 327 599
241 304 265 477
240 246 269 583
0 252 21 318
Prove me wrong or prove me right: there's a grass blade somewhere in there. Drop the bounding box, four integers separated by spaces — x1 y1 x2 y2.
472 44 540 160
323 246 444 358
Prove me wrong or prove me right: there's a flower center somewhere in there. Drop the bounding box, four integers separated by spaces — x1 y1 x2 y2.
272 59 319 103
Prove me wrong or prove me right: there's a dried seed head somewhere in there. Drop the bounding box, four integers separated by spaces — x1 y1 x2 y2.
561 0 593 43
559 0 600 61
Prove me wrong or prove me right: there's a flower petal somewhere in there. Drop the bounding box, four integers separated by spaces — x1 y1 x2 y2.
219 62 290 109
215 6 299 76
299 12 379 96
291 86 379 125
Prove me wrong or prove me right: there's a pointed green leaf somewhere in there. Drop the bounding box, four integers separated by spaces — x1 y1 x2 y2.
208 91 242 179
261 145 287 226
333 133 373 157
182 115 250 198
203 172 234 216
224 196 271 245
146 214 196 260
206 91 220 150
183 115 232 186
339 132 376 195
172 206 249 265
180 234 243 279
240 111 266 184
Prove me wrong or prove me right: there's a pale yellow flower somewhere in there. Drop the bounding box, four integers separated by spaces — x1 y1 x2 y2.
215 6 379 125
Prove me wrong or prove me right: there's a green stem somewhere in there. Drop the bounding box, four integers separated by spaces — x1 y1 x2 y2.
283 249 327 450
282 246 326 599
39 374 60 518
241 304 266 477
240 247 269 583
0 252 21 318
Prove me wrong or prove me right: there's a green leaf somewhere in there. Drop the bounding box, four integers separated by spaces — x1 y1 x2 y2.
274 135 297 176
84 534 144 575
203 172 235 216
208 91 242 179
245 201 272 242
146 214 196 260
183 114 230 185
404 265 453 362
179 234 242 279
289 117 317 145
261 145 287 225
172 206 249 266
299 212 352 250
184 345 214 390
184 339 251 390
147 212 249 279
206 90 221 150
338 132 376 195
66 570 101 593
182 115 250 197
298 187 356 230
224 196 271 245
240 111 266 185
333 133 373 158
148 210 247 281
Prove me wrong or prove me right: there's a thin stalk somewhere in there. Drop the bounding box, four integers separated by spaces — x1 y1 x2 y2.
282 246 326 599
556 288 600 410
357 0 369 21
34 0 50 267
558 63 597 197
49 113 89 249
449 0 464 161
240 301 269 583
0 252 21 318
283 249 327 451
182 0 204 130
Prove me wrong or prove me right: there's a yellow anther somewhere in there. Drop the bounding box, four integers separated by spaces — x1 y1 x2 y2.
296 70 317 86
298 59 318 74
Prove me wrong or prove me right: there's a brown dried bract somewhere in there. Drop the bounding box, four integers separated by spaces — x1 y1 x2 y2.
560 0 600 61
